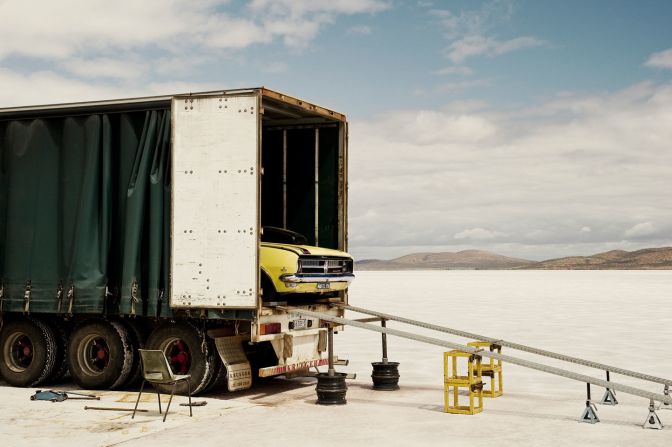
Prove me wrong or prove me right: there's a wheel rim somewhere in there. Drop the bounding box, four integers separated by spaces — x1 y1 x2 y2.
77 334 110 376
4 332 33 373
161 337 192 374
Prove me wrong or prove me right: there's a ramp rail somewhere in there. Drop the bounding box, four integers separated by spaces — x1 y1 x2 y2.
278 305 672 406
337 303 672 387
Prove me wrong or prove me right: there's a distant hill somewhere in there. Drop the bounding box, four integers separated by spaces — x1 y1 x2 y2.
355 247 672 271
518 247 672 270
356 250 534 271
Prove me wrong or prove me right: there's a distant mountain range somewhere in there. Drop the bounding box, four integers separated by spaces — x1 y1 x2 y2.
355 247 672 270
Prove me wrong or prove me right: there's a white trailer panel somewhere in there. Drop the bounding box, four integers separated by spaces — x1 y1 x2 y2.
171 95 259 308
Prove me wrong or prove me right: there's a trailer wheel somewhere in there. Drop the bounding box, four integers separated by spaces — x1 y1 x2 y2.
67 320 133 390
121 319 148 387
44 319 70 384
0 317 57 387
204 345 228 393
146 322 215 395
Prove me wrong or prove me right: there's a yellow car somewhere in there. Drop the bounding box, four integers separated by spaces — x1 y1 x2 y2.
260 227 354 301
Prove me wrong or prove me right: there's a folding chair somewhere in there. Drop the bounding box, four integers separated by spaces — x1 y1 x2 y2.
132 349 193 422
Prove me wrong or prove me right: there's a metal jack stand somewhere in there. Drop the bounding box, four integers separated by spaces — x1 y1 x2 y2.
643 399 663 429
579 383 599 424
659 385 671 410
600 371 618 406
370 318 400 391
315 325 348 405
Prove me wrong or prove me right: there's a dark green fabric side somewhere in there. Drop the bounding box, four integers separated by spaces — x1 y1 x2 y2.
0 110 170 316
0 124 6 288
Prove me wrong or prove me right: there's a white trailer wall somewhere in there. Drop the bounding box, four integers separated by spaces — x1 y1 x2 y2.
171 94 259 308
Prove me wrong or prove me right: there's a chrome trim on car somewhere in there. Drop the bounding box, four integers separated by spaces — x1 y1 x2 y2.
280 273 355 284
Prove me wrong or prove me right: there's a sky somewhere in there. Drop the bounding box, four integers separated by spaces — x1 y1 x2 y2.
1 0 671 261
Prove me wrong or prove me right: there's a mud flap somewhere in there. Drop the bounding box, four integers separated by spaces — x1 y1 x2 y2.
214 335 253 392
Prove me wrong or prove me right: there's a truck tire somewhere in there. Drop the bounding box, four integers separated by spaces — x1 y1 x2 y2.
44 319 70 384
67 320 133 390
121 319 148 387
146 322 215 395
0 317 57 387
205 345 228 393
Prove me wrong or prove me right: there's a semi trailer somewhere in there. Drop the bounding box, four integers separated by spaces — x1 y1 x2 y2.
0 88 352 394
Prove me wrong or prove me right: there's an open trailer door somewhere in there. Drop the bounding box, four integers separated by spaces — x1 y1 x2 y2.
170 93 260 309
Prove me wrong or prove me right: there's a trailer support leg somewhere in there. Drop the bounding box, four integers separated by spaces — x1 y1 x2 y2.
315 325 347 405
371 319 400 391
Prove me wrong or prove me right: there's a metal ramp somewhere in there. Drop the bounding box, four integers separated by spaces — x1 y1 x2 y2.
278 304 672 428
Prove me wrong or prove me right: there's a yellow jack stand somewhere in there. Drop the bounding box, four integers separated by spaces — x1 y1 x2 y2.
443 350 484 415
468 341 503 398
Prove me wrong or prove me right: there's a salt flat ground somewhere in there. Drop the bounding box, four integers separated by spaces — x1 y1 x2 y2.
1 270 671 446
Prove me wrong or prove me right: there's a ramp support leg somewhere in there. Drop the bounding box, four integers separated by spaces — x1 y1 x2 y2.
600 370 618 405
328 325 335 376
661 385 671 410
372 318 400 391
316 325 347 405
643 399 664 429
580 383 600 424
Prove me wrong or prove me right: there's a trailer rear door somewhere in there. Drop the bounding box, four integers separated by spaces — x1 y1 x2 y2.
171 94 259 309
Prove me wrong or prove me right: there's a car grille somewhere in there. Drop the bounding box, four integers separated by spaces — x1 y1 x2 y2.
298 257 353 274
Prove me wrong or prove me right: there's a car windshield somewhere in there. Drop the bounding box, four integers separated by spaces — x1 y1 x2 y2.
261 226 309 245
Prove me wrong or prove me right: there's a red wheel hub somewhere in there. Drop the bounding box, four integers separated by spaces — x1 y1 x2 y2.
11 335 33 369
89 338 110 371
167 340 191 374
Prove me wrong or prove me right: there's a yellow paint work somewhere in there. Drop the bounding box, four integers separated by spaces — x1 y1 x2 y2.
260 242 352 295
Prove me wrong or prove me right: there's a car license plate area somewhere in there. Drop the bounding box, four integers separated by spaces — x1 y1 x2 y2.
291 319 307 330
317 283 331 290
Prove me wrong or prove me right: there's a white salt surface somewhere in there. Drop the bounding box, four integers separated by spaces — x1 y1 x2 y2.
1 270 671 446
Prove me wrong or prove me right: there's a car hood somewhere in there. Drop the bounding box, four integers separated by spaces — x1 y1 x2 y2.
261 242 352 258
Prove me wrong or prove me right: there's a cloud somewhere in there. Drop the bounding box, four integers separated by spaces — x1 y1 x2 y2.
348 81 672 260
430 1 545 65
0 68 217 107
446 35 545 64
645 48 672 70
454 228 504 240
624 222 655 239
61 57 148 81
0 0 389 82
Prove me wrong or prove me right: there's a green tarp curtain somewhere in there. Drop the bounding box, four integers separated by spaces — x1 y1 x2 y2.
0 110 171 317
